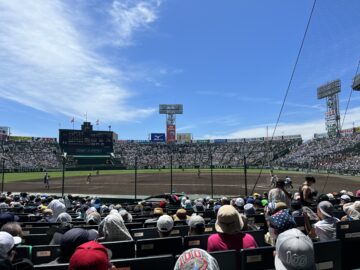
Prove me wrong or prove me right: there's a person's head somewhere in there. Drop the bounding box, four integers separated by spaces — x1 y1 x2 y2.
234 198 245 210
215 205 244 235
343 201 360 220
86 211 101 225
305 176 316 185
317 194 330 203
269 209 297 241
274 228 315 270
340 195 351 205
119 209 132 222
221 197 230 205
98 212 131 242
153 207 164 217
355 189 360 198
174 248 220 270
290 200 302 211
56 212 72 223
193 202 205 213
60 228 98 260
0 213 19 228
188 215 205 235
69 241 111 270
156 215 174 237
317 201 334 220
1 222 23 238
275 179 286 188
244 203 255 216
173 208 189 221
47 199 66 221
0 231 21 262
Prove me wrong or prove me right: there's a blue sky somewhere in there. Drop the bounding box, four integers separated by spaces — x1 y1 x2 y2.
1 0 360 140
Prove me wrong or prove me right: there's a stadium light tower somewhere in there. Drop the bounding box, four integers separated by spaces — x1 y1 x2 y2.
159 104 183 143
352 74 360 91
317 80 341 137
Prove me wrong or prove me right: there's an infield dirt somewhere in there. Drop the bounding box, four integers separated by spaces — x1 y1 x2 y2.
4 171 360 197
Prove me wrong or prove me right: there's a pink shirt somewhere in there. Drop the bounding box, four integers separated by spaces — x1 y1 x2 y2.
207 232 258 252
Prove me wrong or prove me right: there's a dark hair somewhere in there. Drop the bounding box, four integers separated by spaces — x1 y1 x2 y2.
305 176 316 183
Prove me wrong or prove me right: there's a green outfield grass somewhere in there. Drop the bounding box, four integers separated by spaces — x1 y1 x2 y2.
2 168 302 183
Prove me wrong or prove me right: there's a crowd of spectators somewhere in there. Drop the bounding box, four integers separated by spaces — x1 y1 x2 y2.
0 176 358 269
0 141 60 171
1 135 360 175
275 134 360 173
113 139 300 169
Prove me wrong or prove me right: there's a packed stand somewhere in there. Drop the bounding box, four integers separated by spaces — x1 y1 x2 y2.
0 179 358 269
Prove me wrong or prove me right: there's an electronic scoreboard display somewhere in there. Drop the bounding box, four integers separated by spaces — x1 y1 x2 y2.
59 122 114 155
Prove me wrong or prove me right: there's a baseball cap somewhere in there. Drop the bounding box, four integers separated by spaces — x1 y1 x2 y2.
318 201 334 218
60 228 98 257
188 215 205 229
0 231 21 258
157 214 174 233
244 203 256 215
340 194 351 202
69 241 110 270
174 248 220 270
275 228 315 270
235 198 245 207
215 205 243 234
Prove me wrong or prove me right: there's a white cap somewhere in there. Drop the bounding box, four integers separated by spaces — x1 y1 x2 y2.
275 228 315 270
0 231 21 258
235 198 245 207
341 194 351 202
157 215 174 232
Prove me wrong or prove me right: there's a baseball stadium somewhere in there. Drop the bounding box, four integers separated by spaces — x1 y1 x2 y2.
1 1 360 270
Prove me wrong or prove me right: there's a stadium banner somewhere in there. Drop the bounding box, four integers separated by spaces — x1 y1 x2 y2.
314 133 328 139
33 137 57 142
340 128 353 136
0 134 7 141
193 139 210 144
283 135 302 140
0 127 9 136
151 133 166 142
214 139 227 143
9 136 33 142
227 138 245 143
176 133 192 143
166 125 176 143
272 136 283 141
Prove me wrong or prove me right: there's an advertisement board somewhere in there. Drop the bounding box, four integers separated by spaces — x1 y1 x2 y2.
9 136 33 142
177 133 191 143
166 125 176 143
340 128 354 136
151 133 166 142
355 127 360 133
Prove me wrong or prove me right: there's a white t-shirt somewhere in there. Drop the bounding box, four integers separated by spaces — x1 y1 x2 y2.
314 217 339 241
268 188 291 207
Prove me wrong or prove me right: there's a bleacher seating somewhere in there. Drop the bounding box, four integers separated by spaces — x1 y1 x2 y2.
136 236 183 257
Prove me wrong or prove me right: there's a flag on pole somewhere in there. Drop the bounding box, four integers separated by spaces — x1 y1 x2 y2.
96 119 99 125
70 117 75 123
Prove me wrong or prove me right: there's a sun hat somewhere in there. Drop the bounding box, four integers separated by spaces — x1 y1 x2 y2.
174 248 220 270
174 208 189 221
215 205 243 234
275 228 315 270
0 231 21 258
69 241 110 270
156 215 174 233
153 207 164 216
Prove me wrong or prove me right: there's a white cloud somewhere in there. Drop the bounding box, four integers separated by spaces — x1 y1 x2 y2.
202 106 360 140
110 0 161 46
0 0 158 122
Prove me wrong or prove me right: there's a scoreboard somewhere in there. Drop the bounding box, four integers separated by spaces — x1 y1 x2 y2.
59 122 114 155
